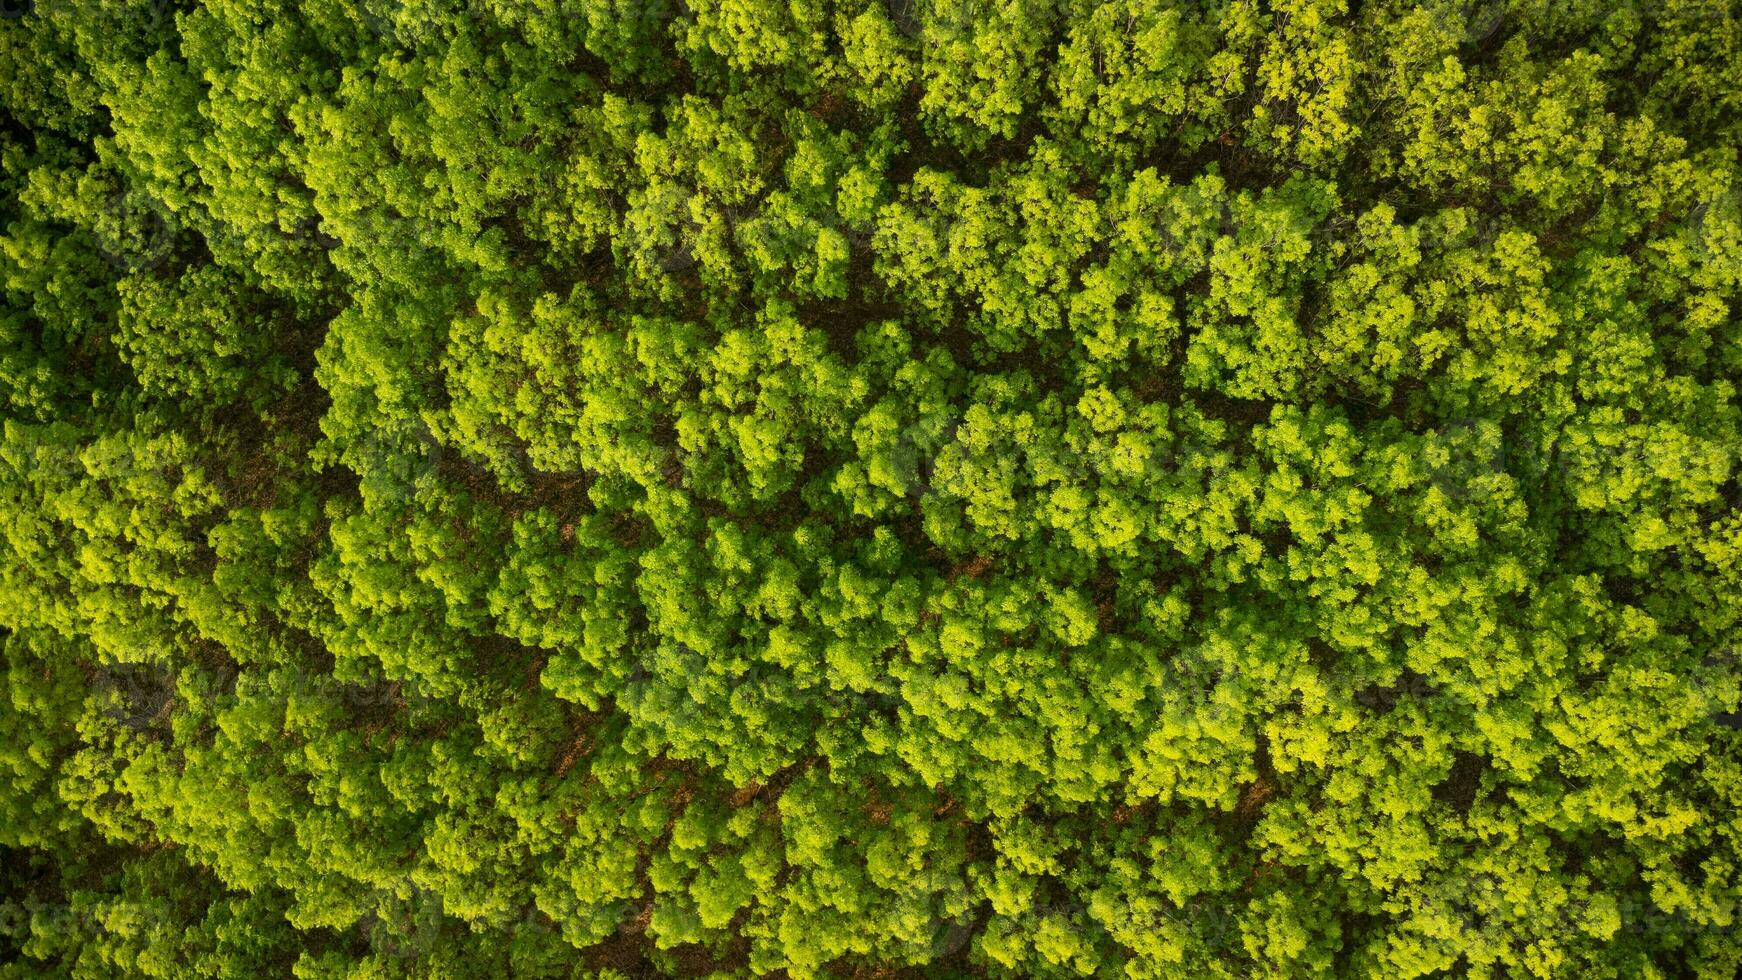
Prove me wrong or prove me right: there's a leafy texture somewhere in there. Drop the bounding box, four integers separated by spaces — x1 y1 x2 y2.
2 0 1741 977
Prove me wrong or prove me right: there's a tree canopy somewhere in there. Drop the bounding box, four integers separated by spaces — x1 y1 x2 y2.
3 0 1741 976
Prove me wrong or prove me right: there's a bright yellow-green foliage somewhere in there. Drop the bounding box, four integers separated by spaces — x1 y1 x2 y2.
3 1 1742 977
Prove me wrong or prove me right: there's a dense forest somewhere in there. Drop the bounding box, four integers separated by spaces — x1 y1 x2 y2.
2 0 1741 975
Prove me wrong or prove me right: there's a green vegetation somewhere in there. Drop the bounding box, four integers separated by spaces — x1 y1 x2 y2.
3 0 1742 975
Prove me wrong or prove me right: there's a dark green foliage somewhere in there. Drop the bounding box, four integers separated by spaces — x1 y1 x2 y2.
3 0 1741 976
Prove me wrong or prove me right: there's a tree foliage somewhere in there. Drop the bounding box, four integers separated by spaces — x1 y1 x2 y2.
3 0 1742 976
